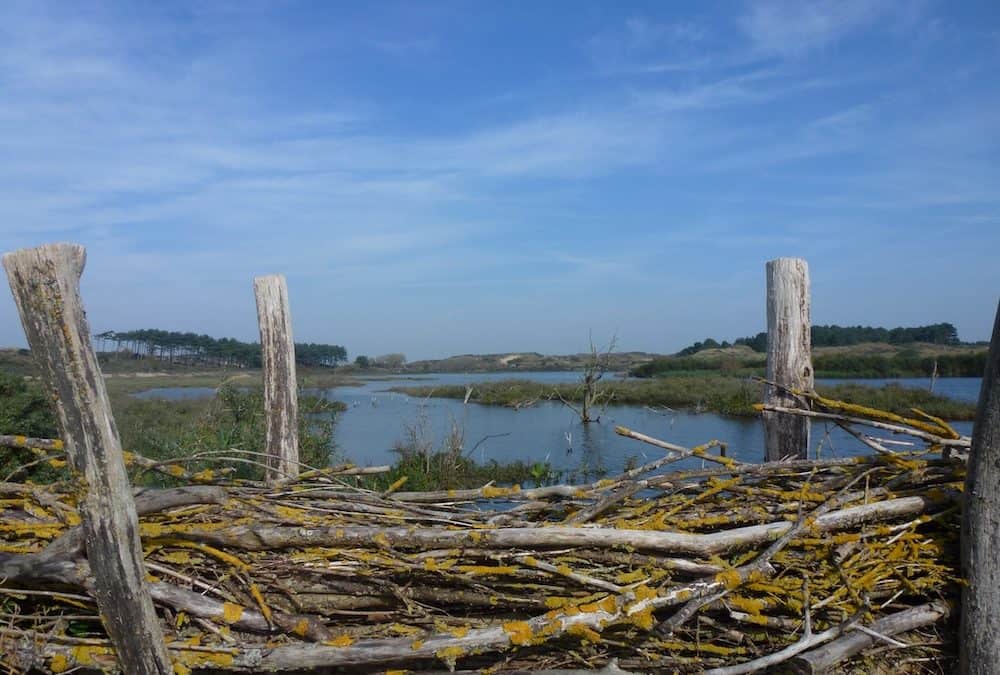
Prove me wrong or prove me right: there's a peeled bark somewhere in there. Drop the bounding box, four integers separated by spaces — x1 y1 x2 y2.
254 274 299 484
763 257 813 461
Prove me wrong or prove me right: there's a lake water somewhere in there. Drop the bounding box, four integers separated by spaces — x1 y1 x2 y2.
133 373 980 479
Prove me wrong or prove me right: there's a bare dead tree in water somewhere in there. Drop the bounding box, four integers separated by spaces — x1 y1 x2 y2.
556 334 617 424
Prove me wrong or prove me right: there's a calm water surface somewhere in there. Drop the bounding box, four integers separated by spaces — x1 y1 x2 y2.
134 372 980 478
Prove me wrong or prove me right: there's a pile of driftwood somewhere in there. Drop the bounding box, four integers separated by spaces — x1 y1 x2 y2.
0 400 968 674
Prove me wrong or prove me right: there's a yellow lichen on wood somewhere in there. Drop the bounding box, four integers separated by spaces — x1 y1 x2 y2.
579 595 617 615
715 568 743 589
249 582 272 623
615 569 649 584
503 620 534 646
191 469 215 482
68 646 114 667
910 408 960 438
805 392 955 437
155 539 250 572
654 639 747 656
456 565 518 576
481 485 520 498
566 622 601 644
435 646 466 663
324 634 355 647
389 623 423 636
173 650 235 670
624 584 659 630
728 595 765 615
141 522 164 538
221 602 244 624
382 476 409 495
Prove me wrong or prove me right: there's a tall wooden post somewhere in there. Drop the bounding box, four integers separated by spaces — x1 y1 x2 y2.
3 244 172 674
763 257 813 461
960 300 1000 674
254 274 299 484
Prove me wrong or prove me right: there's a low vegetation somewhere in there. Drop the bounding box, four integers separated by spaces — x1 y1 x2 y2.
116 385 345 485
0 371 60 481
0 370 554 491
0 371 345 484
392 376 978 420
631 345 987 379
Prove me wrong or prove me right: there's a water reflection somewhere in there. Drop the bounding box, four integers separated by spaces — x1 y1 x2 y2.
133 372 979 477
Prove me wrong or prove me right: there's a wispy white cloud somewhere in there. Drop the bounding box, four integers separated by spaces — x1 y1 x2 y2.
588 15 710 75
739 0 894 57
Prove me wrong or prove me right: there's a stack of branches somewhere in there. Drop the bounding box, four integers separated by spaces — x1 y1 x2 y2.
0 399 968 674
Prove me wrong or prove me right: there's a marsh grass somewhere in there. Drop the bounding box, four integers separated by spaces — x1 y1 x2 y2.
0 371 63 482
0 370 345 484
391 376 976 420
817 383 975 421
113 385 345 485
358 408 554 492
392 377 763 417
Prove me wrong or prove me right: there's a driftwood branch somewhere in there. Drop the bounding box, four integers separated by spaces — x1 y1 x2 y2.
790 600 951 673
756 404 970 447
254 273 299 485
159 495 945 555
705 606 866 675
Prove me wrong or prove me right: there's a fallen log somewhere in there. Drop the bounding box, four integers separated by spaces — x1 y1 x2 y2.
158 495 949 556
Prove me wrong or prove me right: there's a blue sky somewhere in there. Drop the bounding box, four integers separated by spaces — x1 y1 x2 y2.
1 1 998 360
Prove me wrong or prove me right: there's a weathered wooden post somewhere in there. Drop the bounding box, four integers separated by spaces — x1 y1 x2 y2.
762 257 813 461
254 274 299 484
3 244 172 674
960 299 1000 674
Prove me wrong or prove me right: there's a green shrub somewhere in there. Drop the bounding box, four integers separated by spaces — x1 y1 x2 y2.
116 384 344 484
0 372 63 482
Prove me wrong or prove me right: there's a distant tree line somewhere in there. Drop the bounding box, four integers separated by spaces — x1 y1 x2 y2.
94 329 347 369
677 322 963 356
675 338 734 356
352 353 407 370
